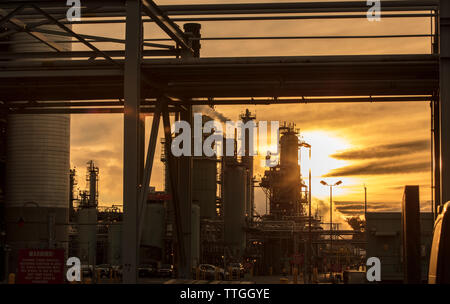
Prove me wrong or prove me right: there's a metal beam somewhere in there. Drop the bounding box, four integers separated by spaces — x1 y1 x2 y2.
440 0 450 205
30 27 176 49
0 8 65 52
1 1 440 17
176 104 192 279
162 98 187 278
0 4 26 28
158 1 439 15
5 108 160 114
137 99 162 246
122 0 142 284
55 13 437 25
432 93 441 218
2 96 433 107
0 49 179 59
0 55 438 101
30 5 118 65
141 0 193 54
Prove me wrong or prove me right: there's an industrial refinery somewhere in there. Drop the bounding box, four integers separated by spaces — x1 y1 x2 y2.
1 1 450 288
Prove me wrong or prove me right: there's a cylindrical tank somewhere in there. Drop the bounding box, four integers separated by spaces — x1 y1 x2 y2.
5 22 71 271
78 207 97 266
193 158 217 218
280 131 299 167
108 223 122 266
191 204 200 268
141 203 165 248
223 164 247 258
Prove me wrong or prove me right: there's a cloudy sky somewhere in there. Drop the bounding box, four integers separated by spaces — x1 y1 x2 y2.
70 0 434 227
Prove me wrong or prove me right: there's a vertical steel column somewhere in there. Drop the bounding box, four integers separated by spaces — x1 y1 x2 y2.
138 101 162 245
307 147 312 284
168 23 200 279
139 113 146 182
329 185 333 277
433 95 441 217
402 186 421 284
177 105 192 278
433 10 441 217
161 99 187 278
440 1 450 205
123 0 142 284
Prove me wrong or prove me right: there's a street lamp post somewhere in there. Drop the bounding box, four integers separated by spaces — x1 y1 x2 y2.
364 184 367 218
320 180 342 280
300 142 311 283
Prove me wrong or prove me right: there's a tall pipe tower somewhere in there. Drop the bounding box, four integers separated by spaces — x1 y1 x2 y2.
240 109 256 222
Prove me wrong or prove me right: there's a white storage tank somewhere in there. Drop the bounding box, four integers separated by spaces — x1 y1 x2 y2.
5 20 71 271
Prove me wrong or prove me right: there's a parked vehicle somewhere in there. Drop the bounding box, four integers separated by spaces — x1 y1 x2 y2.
429 202 450 284
157 264 174 278
198 264 228 280
343 270 366 284
228 263 245 279
138 264 157 278
111 265 122 279
81 265 93 280
97 264 112 279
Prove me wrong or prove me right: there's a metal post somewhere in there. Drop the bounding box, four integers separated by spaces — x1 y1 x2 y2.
162 99 187 278
138 101 163 246
440 0 450 205
123 0 142 284
402 186 422 283
177 104 192 278
433 9 440 217
432 95 441 217
139 113 145 183
308 147 312 284
329 185 333 279
168 23 201 279
364 185 367 217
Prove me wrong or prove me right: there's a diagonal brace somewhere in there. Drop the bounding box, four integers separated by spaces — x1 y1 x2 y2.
0 4 26 28
30 4 118 65
0 7 65 52
137 98 163 246
161 97 187 271
141 0 193 54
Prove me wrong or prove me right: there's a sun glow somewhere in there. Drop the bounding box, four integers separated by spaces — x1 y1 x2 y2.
300 131 354 199
255 129 361 201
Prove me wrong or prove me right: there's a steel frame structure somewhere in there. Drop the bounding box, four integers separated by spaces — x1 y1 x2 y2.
0 0 447 283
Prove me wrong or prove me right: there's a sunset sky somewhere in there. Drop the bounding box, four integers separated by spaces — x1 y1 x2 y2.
70 0 434 227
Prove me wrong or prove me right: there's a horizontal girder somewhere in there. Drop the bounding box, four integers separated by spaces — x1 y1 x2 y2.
0 54 438 102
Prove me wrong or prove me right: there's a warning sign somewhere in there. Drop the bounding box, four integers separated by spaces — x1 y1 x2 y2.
17 249 65 284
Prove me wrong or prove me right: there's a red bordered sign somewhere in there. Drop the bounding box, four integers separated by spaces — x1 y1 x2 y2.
17 249 65 284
